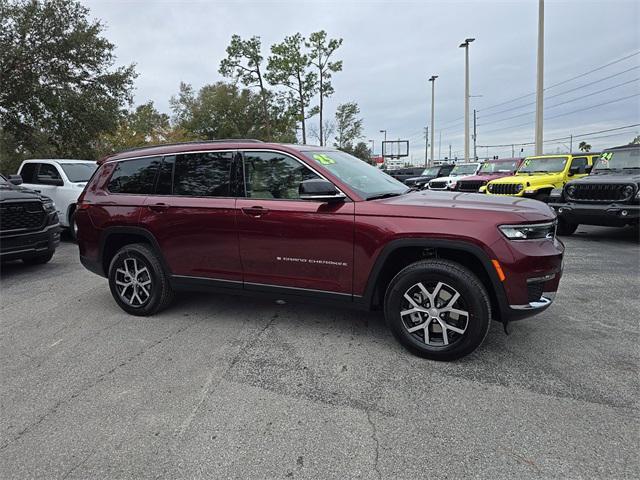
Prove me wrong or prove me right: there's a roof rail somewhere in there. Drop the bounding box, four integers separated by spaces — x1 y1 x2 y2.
113 139 265 155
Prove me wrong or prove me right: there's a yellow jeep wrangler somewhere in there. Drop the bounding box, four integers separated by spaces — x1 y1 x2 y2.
485 153 598 201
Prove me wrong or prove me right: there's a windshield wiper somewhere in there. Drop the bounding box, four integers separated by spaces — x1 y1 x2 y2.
366 190 408 201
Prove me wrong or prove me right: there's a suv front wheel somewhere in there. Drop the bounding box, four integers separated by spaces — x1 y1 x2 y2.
384 259 491 361
108 243 174 316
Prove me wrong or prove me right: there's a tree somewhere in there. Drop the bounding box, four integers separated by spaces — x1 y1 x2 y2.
309 119 335 147
333 102 363 150
266 33 317 144
306 31 343 146
349 141 372 163
170 81 296 142
631 135 640 145
578 141 592 152
0 0 136 172
219 35 272 139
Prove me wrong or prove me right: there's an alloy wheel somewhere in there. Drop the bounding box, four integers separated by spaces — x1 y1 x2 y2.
400 281 469 346
114 256 153 307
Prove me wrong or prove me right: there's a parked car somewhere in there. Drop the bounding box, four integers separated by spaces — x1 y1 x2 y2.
17 159 97 239
548 144 639 235
485 153 599 201
77 140 564 361
387 166 425 183
427 162 482 190
0 174 61 265
404 164 456 189
456 158 524 193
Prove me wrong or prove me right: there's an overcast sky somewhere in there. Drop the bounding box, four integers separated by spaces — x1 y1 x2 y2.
84 0 640 160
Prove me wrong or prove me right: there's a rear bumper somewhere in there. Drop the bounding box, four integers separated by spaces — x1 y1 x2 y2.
549 201 639 226
0 223 61 261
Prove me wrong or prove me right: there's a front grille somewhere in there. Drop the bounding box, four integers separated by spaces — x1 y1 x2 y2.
527 281 545 303
567 183 635 202
457 180 484 192
429 181 447 189
490 183 520 195
0 201 46 232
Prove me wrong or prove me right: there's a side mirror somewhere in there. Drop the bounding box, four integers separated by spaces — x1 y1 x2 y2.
585 165 593 174
568 166 580 176
7 174 22 185
299 179 345 203
37 176 64 186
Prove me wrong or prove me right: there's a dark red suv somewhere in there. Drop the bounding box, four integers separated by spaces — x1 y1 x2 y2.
77 140 564 360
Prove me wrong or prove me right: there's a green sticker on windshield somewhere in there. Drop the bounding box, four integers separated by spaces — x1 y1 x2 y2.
523 159 531 166
313 154 336 165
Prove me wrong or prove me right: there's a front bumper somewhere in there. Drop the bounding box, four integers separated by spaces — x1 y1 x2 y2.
0 223 61 261
549 201 640 227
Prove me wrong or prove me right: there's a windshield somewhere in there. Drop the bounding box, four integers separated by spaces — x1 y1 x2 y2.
593 148 639 170
421 167 441 176
517 156 567 174
60 163 96 182
0 175 8 186
480 160 520 173
450 164 479 176
303 150 408 199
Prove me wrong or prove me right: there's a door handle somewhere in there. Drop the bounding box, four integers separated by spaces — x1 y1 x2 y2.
242 206 269 218
147 202 170 212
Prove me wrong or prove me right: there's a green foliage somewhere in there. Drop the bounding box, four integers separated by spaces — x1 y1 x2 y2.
630 135 640 145
333 102 363 150
306 31 343 145
266 33 317 144
578 141 592 152
0 0 136 172
219 35 272 139
170 82 296 143
340 142 371 163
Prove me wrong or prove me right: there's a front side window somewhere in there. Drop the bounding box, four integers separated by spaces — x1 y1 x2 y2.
243 151 320 199
517 156 568 174
60 163 97 182
19 163 37 183
570 157 588 174
108 157 161 194
173 152 232 197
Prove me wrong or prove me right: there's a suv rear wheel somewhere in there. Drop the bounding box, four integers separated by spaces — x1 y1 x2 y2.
384 259 491 361
108 243 173 316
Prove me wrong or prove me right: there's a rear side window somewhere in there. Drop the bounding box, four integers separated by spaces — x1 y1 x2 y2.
173 152 233 197
108 157 161 194
19 163 37 183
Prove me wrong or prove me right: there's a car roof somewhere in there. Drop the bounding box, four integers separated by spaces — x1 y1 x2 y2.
605 143 640 151
98 140 341 164
23 159 94 164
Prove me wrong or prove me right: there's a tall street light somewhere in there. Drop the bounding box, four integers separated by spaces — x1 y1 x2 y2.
379 129 387 156
459 37 475 162
428 75 438 166
535 0 545 155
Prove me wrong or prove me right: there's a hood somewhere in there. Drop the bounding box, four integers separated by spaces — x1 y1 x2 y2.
568 171 640 185
0 183 48 202
490 172 565 187
370 190 555 223
460 171 516 182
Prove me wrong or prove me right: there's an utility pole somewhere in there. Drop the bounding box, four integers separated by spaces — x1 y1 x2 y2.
535 0 544 155
449 144 452 160
472 109 477 161
438 131 442 161
569 134 573 152
424 126 429 167
428 75 438 166
459 38 475 163
512 144 515 157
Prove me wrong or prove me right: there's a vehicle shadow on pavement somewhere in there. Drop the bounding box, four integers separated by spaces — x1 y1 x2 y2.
571 225 639 244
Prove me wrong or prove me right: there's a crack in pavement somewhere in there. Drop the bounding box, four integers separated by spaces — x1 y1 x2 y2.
60 447 98 480
0 320 201 453
366 410 382 480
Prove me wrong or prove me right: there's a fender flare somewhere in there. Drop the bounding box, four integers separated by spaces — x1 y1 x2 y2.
99 226 171 276
358 238 509 315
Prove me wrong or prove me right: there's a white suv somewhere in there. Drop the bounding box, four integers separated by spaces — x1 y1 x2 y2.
17 159 97 238
427 162 482 191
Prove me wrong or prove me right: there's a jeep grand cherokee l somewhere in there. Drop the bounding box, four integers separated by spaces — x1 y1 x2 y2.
77 140 564 361
549 143 639 235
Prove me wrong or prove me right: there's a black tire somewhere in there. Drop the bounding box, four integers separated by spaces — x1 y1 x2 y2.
68 208 77 242
556 218 578 236
384 259 491 361
108 243 173 316
535 192 549 203
22 250 55 265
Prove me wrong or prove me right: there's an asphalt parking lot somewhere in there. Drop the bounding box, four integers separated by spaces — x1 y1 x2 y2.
1 225 638 479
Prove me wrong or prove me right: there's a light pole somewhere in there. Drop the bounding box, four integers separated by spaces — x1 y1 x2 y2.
369 139 375 156
379 129 387 156
428 75 438 167
459 37 475 162
535 0 544 155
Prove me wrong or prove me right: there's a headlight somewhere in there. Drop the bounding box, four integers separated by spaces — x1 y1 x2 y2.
488 183 494 192
516 184 524 192
622 185 634 198
449 181 457 189
499 221 556 240
43 199 56 213
566 185 576 197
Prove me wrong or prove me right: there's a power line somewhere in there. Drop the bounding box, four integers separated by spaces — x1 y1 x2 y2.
477 123 640 148
477 50 640 113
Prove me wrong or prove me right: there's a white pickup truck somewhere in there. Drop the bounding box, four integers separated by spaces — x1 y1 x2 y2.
17 159 97 239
